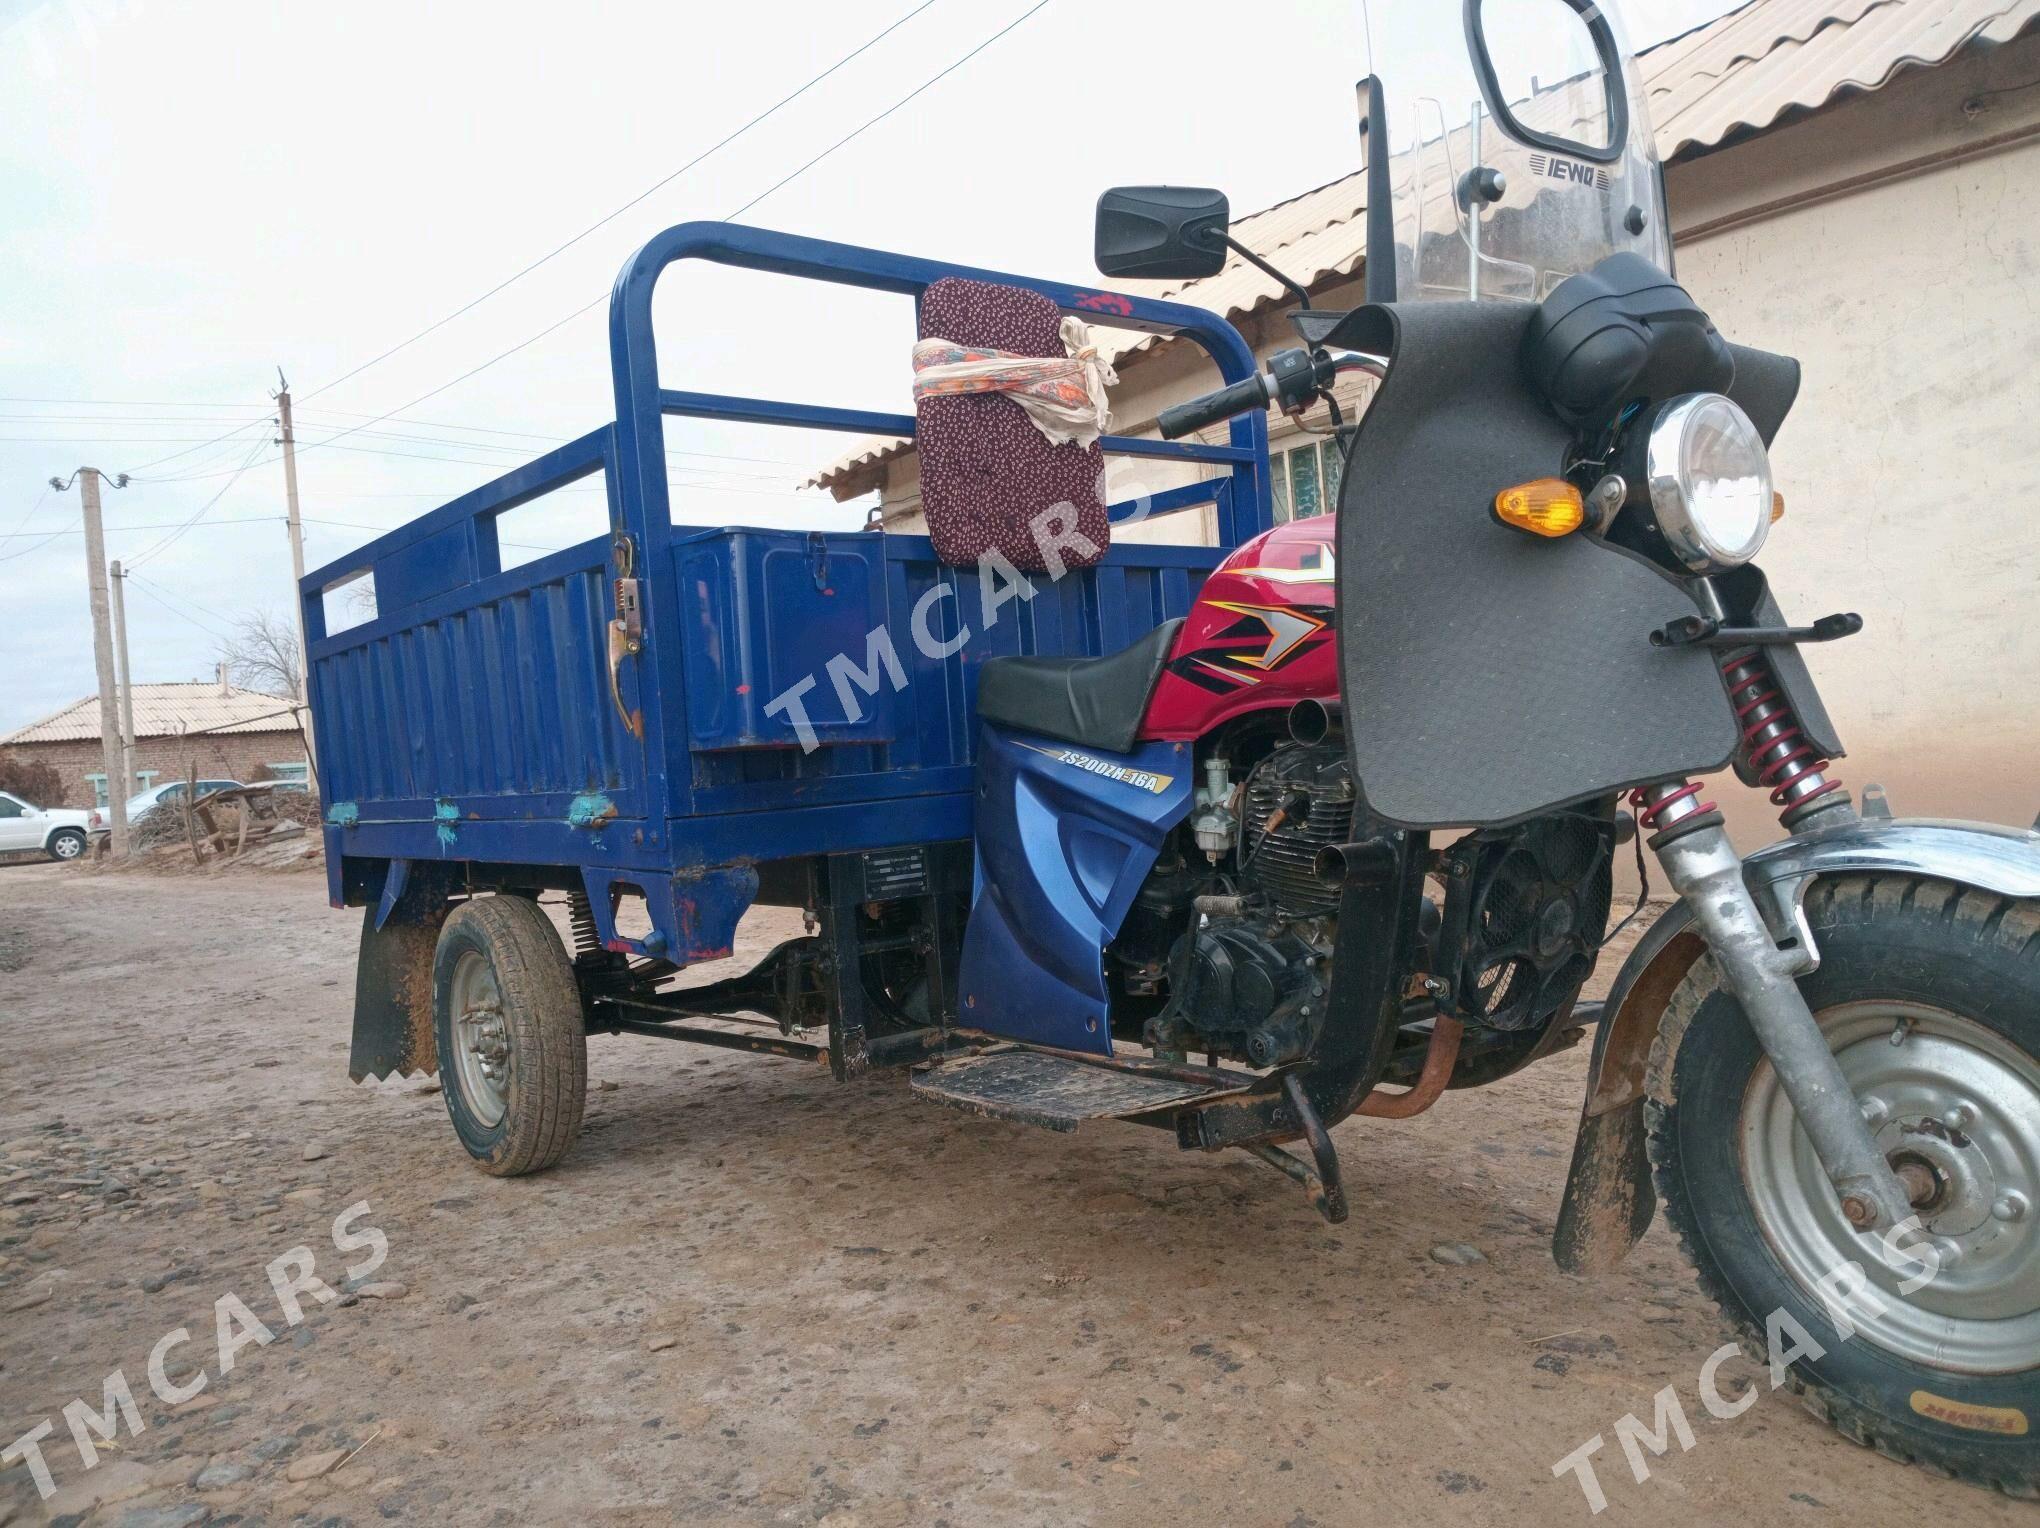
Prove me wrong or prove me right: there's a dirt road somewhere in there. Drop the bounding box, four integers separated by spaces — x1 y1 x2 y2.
0 863 2024 1526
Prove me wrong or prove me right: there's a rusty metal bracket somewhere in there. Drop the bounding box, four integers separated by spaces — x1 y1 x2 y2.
1241 1074 1349 1224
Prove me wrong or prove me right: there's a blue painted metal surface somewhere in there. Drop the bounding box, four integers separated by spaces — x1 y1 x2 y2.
301 221 1272 964
958 731 1193 1054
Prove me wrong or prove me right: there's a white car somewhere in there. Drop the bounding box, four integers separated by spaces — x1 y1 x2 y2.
0 790 98 862
124 778 243 826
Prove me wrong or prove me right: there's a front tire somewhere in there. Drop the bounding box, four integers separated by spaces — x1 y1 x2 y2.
46 828 86 862
431 895 587 1177
1648 875 2039 1498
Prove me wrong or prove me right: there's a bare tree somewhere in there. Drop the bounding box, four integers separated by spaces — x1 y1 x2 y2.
218 609 303 699
0 750 65 806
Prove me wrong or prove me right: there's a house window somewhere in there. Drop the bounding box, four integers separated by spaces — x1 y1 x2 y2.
1269 439 1346 525
84 772 107 808
137 770 159 790
267 762 309 785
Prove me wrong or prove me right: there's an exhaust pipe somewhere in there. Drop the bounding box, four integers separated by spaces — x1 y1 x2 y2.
1315 838 1395 887
1287 698 1342 746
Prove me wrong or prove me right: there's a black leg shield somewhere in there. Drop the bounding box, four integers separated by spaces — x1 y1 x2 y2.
348 904 445 1082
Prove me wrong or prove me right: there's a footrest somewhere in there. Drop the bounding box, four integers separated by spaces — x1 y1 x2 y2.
911 1045 1241 1132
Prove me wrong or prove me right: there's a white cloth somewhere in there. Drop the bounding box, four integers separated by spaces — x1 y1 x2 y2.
910 316 1117 448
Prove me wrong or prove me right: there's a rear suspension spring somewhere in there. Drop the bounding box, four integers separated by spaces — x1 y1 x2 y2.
1720 648 1846 821
566 889 604 958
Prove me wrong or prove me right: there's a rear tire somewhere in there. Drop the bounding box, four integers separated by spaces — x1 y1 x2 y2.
432 895 586 1177
46 828 86 862
1647 875 2040 1499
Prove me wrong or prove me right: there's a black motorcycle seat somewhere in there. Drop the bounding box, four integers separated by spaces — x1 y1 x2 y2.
976 618 1183 754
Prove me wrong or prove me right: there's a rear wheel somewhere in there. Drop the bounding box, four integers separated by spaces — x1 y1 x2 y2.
46 828 86 862
432 895 586 1176
1648 875 2039 1498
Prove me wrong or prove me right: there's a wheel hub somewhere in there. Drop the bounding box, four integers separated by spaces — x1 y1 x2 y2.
449 950 511 1127
1741 1000 2040 1374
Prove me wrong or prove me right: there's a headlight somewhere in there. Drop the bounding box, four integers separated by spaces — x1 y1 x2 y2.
1645 393 1773 572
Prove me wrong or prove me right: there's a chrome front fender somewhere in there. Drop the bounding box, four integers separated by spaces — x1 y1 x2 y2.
1743 816 2040 975
1552 814 2040 1275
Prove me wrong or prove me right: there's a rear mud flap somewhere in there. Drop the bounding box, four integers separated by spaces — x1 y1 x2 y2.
348 904 445 1082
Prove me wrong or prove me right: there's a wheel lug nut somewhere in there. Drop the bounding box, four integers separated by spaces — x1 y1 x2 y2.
1945 1103 1975 1131
1859 1096 1890 1128
1994 1192 2029 1224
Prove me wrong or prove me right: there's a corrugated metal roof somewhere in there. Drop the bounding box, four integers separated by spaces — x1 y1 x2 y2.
813 0 2039 494
1648 0 2039 155
1 683 302 746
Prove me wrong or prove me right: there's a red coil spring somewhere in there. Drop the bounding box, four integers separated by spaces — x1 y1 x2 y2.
1720 650 1845 810
1628 782 1714 831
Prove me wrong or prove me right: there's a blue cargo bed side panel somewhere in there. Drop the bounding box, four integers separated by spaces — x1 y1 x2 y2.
313 549 643 823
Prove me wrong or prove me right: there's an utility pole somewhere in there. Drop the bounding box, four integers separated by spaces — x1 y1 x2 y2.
108 559 138 796
274 374 319 792
53 468 130 857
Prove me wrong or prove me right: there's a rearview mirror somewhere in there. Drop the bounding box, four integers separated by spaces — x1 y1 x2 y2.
1094 186 1229 280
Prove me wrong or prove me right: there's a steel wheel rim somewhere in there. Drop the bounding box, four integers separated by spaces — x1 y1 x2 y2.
1740 1000 2040 1374
449 949 511 1128
52 834 81 859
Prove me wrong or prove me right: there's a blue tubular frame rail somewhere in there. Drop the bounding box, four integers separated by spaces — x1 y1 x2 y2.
301 221 1272 958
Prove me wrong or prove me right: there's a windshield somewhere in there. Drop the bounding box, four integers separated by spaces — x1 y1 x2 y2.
1364 0 1672 303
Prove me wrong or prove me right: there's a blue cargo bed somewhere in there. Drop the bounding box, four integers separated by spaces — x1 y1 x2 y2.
302 223 1274 966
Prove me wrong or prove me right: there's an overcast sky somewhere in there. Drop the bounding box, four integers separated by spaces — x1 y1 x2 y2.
0 0 1740 736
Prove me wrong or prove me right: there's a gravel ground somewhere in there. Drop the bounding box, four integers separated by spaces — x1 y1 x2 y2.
0 861 2025 1526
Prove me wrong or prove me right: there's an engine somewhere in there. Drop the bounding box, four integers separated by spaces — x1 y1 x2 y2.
1237 740 1353 919
1116 722 1617 1069
1131 738 1354 1069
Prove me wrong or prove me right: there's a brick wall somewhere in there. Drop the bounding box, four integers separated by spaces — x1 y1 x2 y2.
7 732 308 808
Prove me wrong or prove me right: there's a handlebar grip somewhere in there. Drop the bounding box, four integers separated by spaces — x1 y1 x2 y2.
1157 373 1270 439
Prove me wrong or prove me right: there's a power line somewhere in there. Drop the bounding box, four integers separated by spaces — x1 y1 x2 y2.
2 485 51 542
0 525 69 564
121 415 274 476
126 440 272 568
281 1 1054 471
726 0 1050 221
298 0 941 406
289 407 814 467
0 397 264 408
126 570 239 630
123 574 232 642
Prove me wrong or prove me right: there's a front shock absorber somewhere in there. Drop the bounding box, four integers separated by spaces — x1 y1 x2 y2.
1719 647 1851 829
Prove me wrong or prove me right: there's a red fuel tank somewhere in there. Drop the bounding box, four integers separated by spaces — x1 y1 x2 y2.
1140 515 1338 740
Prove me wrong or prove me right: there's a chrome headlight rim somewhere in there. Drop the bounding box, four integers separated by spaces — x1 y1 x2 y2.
1645 392 1773 573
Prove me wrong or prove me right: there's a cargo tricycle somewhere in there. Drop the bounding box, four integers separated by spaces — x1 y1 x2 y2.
306 0 2039 1492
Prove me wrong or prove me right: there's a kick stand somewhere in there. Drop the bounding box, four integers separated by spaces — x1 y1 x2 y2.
1241 1074 1349 1224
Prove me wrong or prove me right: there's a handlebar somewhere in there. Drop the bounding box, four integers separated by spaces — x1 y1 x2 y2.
1157 372 1272 440
1155 348 1389 440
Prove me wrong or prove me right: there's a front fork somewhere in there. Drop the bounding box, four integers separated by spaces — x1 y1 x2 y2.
1635 647 1916 1233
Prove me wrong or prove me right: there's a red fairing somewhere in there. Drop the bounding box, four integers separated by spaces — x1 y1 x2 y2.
1140 514 1339 740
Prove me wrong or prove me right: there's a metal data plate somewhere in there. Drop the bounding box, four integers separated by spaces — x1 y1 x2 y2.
860 846 930 899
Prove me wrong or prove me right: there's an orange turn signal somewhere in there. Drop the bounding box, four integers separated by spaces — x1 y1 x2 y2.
1493 478 1585 538
1770 490 1787 524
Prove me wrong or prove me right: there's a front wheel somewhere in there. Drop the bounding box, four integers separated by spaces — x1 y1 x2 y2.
46 828 86 862
431 895 587 1177
1648 875 2039 1498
